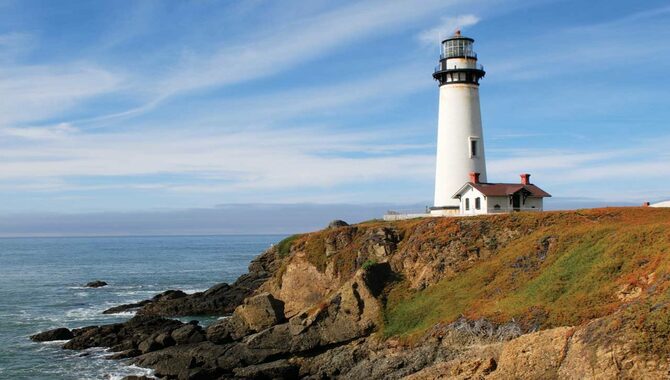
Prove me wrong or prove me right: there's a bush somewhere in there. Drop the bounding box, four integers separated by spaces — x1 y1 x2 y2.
362 259 377 271
276 234 300 257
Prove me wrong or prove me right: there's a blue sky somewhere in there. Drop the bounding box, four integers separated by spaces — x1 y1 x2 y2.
1 0 669 223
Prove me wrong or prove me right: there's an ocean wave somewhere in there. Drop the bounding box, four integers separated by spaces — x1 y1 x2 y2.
105 364 154 380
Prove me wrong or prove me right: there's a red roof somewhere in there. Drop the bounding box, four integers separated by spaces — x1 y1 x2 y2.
454 182 552 198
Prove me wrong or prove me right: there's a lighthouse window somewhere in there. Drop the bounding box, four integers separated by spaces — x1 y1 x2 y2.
470 139 478 157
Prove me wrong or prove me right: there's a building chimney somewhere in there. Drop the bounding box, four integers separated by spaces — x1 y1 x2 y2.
520 173 531 185
469 172 481 184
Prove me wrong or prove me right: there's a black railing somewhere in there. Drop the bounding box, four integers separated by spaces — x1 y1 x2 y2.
434 63 484 73
440 52 477 60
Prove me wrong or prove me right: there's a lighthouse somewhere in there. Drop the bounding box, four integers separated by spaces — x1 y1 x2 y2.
430 31 487 216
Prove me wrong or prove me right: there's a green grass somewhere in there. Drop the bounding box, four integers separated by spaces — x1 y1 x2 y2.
382 211 670 339
276 234 300 257
362 259 378 271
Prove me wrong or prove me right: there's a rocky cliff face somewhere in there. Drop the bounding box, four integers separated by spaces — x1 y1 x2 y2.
32 208 670 379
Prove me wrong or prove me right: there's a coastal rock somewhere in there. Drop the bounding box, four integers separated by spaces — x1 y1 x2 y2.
490 326 574 379
233 359 299 379
247 270 381 354
328 219 349 229
63 315 183 351
205 317 246 344
171 324 206 345
30 327 74 342
234 292 285 333
103 300 152 314
103 290 187 315
206 293 285 343
277 258 334 317
133 341 230 379
85 280 108 288
105 246 280 317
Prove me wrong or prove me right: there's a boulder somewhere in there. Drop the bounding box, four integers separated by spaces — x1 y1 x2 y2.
171 324 205 345
233 359 299 379
235 292 285 332
328 220 349 229
138 338 163 354
63 315 183 351
85 280 108 288
30 327 74 342
247 271 381 354
107 349 142 360
205 317 246 344
132 342 230 379
206 293 285 343
490 326 574 379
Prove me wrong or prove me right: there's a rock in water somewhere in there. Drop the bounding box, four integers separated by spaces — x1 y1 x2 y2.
102 244 280 317
85 280 108 288
30 328 74 342
63 315 183 351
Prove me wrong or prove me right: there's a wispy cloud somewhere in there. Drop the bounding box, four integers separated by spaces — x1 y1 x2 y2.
0 123 77 140
486 5 670 81
0 64 122 127
417 14 480 45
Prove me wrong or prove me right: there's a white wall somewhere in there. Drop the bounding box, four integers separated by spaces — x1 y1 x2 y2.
458 187 488 216
486 196 510 213
433 59 487 208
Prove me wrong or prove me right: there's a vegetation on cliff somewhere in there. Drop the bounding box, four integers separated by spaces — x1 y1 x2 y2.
276 208 670 346
382 208 670 339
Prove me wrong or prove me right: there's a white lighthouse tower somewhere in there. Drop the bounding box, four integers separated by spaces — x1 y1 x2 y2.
430 31 487 216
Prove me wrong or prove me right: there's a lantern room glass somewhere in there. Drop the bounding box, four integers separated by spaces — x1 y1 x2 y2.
442 39 476 58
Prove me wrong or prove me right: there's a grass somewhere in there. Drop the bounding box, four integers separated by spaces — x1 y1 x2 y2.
274 207 670 347
362 259 377 271
381 208 670 339
276 234 300 257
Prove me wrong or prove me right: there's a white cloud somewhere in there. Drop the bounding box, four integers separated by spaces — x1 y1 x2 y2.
92 0 467 119
0 125 433 190
0 64 122 127
1 123 77 140
417 14 480 45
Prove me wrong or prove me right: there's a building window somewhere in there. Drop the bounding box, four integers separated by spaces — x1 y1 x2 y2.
475 197 481 210
494 204 501 210
469 138 480 158
465 198 470 210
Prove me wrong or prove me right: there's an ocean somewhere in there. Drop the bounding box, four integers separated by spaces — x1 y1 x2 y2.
0 235 282 380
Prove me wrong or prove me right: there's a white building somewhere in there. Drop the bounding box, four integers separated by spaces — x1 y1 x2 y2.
452 173 551 215
430 31 488 216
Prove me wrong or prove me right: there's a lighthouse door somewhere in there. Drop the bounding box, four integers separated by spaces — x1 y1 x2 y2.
512 193 521 211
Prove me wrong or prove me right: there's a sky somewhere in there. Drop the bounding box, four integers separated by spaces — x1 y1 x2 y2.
0 0 669 235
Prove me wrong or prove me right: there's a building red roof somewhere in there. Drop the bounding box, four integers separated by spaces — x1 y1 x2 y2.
453 182 552 198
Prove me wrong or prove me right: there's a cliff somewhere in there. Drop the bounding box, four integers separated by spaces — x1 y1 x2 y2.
33 207 670 379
